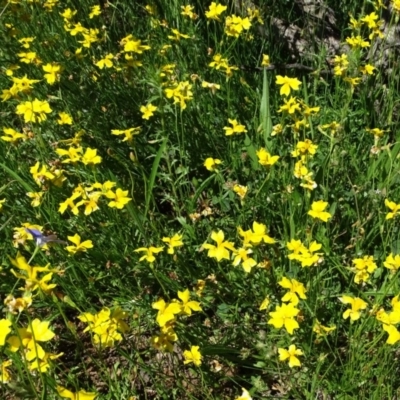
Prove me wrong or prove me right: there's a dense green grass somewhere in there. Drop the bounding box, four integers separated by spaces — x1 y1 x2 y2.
1 0 400 399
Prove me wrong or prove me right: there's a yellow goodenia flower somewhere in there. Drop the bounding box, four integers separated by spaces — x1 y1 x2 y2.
204 157 222 172
95 53 114 69
106 188 131 209
232 247 257 273
256 148 279 166
278 277 307 305
225 15 252 38
111 127 141 142
233 184 247 200
235 388 252 400
223 119 247 136
385 199 400 219
152 298 181 327
162 233 183 254
82 148 102 166
181 5 197 20
89 5 101 18
57 112 73 125
1 127 27 144
0 319 12 346
268 303 300 334
140 103 157 119
57 386 97 400
278 344 303 368
384 253 400 271
16 99 52 123
134 246 164 263
0 359 12 383
177 289 202 315
203 230 236 261
261 54 270 67
26 191 44 207
66 234 93 254
183 345 202 366
42 63 61 84
8 319 55 361
340 296 367 321
205 2 227 21
56 146 82 163
308 200 331 222
275 75 301 96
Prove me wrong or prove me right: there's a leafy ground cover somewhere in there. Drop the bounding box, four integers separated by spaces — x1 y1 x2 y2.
1 0 400 399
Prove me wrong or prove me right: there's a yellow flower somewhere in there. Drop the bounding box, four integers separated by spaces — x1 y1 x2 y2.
56 146 82 163
259 297 270 311
340 296 367 321
177 289 202 315
18 51 41 64
381 324 400 345
16 99 52 123
201 81 220 93
183 345 202 366
225 15 252 38
261 54 270 67
233 184 247 200
308 200 331 222
59 192 81 215
223 119 247 136
232 248 257 273
134 246 164 263
82 148 102 166
360 64 376 75
8 319 55 361
235 388 252 400
1 127 27 144
275 75 301 96
111 127 141 142
30 162 55 186
345 35 370 48
278 344 303 368
26 191 44 207
89 5 101 18
42 63 61 84
181 5 197 19
384 253 400 271
268 303 300 334
291 139 318 157
256 148 279 166
57 386 97 400
57 112 73 125
165 81 193 110
205 2 227 21
168 28 191 41
151 325 178 352
19 36 35 48
203 230 236 261
366 127 385 137
95 53 114 69
278 277 307 306
278 96 301 114
0 319 12 346
60 8 77 20
385 199 400 219
0 359 12 383
152 299 181 327
204 157 222 172
313 320 336 337
66 234 93 254
140 103 157 120
162 234 184 254
106 188 131 209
